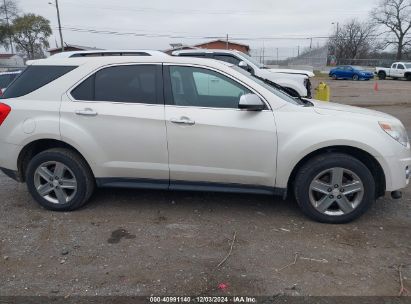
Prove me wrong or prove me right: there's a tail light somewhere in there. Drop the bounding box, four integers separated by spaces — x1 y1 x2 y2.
0 102 11 126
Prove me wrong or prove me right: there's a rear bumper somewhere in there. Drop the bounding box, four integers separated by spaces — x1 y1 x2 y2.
0 141 20 172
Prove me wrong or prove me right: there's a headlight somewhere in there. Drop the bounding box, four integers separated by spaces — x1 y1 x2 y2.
379 121 410 148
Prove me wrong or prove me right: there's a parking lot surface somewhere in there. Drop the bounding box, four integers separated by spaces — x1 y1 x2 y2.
1 79 410 296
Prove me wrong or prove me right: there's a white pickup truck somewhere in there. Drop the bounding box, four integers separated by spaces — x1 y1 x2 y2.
376 62 411 80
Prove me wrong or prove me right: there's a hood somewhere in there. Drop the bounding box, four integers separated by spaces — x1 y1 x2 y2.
310 100 397 120
267 68 315 78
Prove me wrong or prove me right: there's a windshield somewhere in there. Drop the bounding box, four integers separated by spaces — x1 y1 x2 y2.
405 63 411 69
351 66 365 70
232 66 303 106
237 52 266 69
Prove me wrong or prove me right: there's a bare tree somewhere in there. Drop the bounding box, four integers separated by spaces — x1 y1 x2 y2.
0 0 19 51
371 0 411 60
328 19 376 64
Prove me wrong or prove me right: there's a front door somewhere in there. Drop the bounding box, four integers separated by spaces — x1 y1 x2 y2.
163 65 277 192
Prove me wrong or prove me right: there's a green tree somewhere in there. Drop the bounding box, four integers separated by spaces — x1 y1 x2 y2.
12 14 52 59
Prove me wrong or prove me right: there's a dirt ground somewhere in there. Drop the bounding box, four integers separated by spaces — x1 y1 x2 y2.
1 79 410 297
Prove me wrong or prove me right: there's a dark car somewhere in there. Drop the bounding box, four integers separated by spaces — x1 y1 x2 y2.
329 66 374 81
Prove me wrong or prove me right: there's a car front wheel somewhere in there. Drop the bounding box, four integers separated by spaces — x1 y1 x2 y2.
26 148 95 211
294 153 375 223
352 74 359 81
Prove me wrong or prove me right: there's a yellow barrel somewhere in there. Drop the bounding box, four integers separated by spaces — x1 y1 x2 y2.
314 82 330 102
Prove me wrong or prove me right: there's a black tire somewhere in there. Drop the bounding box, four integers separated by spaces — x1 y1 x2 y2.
406 74 411 81
26 148 95 211
378 72 386 80
331 74 337 80
293 153 375 224
352 74 359 81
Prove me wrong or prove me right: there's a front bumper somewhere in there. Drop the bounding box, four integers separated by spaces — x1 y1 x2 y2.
377 154 411 191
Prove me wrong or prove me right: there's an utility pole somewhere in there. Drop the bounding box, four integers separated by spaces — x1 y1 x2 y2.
297 45 300 57
3 0 14 53
276 48 279 65
226 34 228 50
54 0 64 51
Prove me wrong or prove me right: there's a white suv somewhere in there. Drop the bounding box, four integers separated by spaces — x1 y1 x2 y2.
0 56 410 223
173 49 313 98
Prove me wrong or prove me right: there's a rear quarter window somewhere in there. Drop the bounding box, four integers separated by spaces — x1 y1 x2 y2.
2 65 77 99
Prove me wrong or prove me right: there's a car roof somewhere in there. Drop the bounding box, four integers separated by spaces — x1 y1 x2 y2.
49 50 169 58
173 49 244 56
27 55 235 68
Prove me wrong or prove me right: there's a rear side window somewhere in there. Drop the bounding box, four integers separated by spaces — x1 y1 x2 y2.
71 65 160 104
3 66 77 99
0 74 12 88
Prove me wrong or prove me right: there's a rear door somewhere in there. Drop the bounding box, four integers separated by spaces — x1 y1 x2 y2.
163 64 277 191
60 64 169 186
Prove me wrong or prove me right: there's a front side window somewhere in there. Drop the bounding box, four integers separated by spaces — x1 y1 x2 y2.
168 66 251 109
213 55 241 65
3 66 77 99
71 65 159 104
397 64 405 70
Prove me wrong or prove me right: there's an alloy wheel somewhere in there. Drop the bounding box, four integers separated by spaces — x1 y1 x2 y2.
33 161 78 204
308 167 364 216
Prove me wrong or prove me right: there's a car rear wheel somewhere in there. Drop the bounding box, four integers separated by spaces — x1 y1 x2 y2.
352 74 359 81
26 148 95 211
294 153 375 223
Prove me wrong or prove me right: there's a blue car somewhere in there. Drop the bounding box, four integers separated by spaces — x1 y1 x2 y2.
329 66 374 81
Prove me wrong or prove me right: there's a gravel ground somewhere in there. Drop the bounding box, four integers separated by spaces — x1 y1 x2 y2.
0 79 410 297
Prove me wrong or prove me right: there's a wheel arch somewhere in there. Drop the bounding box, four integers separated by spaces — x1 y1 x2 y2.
17 139 95 182
286 145 386 199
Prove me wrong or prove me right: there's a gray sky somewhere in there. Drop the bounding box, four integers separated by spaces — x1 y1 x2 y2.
20 0 378 59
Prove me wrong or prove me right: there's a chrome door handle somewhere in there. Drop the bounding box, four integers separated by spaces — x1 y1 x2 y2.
75 108 98 116
170 117 195 126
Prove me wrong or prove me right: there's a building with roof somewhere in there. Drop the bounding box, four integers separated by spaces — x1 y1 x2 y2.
48 44 103 56
164 39 250 55
195 39 250 53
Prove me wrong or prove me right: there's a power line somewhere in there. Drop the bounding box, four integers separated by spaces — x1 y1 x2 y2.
57 26 411 41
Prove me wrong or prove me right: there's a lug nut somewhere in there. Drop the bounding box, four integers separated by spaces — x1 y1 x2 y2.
334 184 339 188
341 189 345 193
59 181 63 185
337 195 342 199
329 195 334 199
328 188 332 192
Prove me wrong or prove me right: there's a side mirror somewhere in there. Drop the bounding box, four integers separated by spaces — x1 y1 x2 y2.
239 61 254 74
238 61 248 69
238 94 265 111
